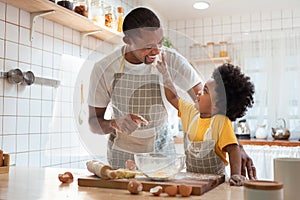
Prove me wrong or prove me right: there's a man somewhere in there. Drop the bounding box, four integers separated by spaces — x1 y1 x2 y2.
87 7 256 179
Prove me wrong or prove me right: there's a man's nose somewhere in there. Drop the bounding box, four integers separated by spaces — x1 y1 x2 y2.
150 46 161 54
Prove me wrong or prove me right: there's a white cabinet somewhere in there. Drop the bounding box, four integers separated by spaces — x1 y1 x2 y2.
243 145 300 180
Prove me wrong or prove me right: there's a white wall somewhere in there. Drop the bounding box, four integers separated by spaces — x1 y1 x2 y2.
0 1 136 168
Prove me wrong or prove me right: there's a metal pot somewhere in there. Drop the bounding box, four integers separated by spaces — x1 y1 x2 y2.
271 118 290 140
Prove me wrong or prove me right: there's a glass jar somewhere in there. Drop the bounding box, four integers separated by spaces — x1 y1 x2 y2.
219 41 228 57
117 7 124 32
104 6 116 28
190 43 202 59
57 1 73 10
244 180 283 200
73 0 88 17
206 42 214 58
90 0 105 26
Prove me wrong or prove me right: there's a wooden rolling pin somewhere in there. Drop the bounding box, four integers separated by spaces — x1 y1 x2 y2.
86 160 117 180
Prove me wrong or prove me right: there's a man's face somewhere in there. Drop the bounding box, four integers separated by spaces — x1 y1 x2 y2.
126 27 164 64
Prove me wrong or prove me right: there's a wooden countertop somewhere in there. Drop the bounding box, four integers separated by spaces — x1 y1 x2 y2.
0 167 244 199
174 137 300 147
239 139 300 147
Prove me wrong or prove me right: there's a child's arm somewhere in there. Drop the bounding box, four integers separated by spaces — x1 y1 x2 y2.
223 144 246 186
156 54 179 110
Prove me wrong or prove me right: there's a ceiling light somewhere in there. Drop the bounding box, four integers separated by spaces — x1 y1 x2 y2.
193 1 210 10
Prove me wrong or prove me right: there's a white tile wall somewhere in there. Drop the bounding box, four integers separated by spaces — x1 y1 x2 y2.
0 1 135 168
6 22 18 42
6 4 19 24
0 2 5 20
0 39 4 58
6 41 18 60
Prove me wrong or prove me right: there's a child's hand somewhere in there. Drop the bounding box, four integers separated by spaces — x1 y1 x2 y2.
229 174 246 186
156 52 167 74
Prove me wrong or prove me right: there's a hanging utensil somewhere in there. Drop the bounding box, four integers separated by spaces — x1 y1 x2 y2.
7 69 24 84
22 71 35 85
78 81 85 125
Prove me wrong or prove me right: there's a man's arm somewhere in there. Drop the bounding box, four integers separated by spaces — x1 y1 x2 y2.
88 106 149 135
88 106 115 134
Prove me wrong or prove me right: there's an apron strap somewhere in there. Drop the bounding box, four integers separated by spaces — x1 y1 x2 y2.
119 46 126 73
186 114 199 135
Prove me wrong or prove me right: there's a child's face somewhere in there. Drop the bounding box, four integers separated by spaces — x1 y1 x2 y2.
194 79 218 117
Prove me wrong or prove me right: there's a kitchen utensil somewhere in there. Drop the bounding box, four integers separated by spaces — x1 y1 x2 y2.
235 119 251 139
86 160 117 180
22 71 35 85
78 81 85 125
134 153 185 181
78 171 225 196
7 69 23 84
274 157 300 200
255 124 267 139
271 118 290 140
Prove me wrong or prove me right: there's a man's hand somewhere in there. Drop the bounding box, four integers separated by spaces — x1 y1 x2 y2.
110 114 149 135
239 144 257 180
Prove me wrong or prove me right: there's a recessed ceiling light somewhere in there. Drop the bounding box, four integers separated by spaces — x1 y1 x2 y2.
193 1 210 10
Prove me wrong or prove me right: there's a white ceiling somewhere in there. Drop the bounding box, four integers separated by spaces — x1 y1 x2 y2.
142 0 300 21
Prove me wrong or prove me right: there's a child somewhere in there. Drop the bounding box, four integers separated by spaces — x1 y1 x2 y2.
157 56 254 186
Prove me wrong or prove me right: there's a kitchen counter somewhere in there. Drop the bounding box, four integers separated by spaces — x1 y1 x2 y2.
0 167 244 200
239 138 300 147
174 137 300 147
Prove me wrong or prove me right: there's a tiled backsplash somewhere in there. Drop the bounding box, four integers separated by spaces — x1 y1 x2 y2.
166 8 300 58
0 2 126 168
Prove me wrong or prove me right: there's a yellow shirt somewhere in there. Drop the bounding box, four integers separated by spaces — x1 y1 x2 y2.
178 99 238 165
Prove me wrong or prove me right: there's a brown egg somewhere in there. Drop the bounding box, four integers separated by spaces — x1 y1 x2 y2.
58 171 74 183
127 180 143 194
125 159 137 170
165 185 178 197
150 186 162 196
179 184 192 197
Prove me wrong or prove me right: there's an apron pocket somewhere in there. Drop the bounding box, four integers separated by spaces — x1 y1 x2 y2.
112 131 156 153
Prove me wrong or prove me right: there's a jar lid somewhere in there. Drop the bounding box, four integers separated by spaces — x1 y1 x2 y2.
191 43 201 47
117 7 123 13
219 41 228 44
244 180 283 190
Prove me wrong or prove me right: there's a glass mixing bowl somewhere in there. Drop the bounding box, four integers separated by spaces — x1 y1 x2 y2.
134 153 185 181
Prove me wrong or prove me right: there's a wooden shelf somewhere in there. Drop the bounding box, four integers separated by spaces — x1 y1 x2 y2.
190 57 231 64
0 0 123 44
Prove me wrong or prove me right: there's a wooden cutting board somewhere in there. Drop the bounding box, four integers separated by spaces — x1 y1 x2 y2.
78 172 225 196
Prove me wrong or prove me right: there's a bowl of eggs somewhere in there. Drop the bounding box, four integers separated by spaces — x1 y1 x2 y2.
134 153 185 181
